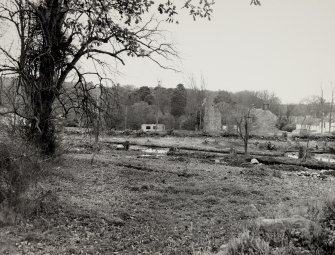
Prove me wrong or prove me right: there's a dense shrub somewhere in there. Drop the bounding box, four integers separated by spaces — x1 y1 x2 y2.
282 124 296 132
221 196 335 255
282 132 288 139
313 195 335 253
276 117 288 130
0 139 46 224
180 115 197 130
276 117 296 132
223 231 270 255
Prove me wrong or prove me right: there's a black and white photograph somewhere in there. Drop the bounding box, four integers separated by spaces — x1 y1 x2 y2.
0 0 335 254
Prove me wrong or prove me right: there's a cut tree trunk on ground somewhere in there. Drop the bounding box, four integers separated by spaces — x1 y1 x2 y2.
167 150 335 170
285 149 332 154
103 141 283 157
254 156 335 170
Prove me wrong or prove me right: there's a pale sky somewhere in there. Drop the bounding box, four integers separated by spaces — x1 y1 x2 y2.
2 0 335 104
109 0 335 104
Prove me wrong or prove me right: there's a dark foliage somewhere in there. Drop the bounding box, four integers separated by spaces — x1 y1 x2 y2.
170 84 187 118
0 139 46 224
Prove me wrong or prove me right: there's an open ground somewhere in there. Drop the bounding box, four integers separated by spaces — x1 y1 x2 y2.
1 133 334 254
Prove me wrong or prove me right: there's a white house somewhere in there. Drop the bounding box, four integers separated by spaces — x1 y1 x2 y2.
141 124 165 132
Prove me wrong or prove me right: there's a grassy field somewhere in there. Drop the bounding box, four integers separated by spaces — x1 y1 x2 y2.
1 135 334 254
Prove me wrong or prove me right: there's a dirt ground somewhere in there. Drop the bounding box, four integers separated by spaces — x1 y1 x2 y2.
1 135 335 254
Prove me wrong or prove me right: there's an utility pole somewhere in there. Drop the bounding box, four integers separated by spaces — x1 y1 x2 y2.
94 85 102 143
0 76 3 106
329 84 334 133
321 86 324 134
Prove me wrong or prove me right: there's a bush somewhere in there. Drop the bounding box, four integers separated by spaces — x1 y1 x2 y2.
0 138 46 225
223 231 271 255
180 115 197 130
276 117 288 130
315 195 335 252
221 195 335 255
276 117 296 132
282 124 296 132
320 195 335 222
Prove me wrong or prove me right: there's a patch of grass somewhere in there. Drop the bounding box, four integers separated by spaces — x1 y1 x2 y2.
321 195 335 223
272 169 282 178
243 166 271 177
223 231 271 255
203 195 221 205
222 195 335 255
0 138 50 225
3 135 334 254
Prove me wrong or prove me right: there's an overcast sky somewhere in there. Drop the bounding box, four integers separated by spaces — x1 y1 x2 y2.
108 0 335 104
2 0 335 104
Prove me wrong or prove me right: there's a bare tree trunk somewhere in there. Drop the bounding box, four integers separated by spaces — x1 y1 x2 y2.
0 76 2 106
329 89 333 133
29 89 56 154
155 106 159 134
199 107 202 130
124 106 128 130
321 86 324 134
244 116 249 155
95 100 101 143
244 139 248 155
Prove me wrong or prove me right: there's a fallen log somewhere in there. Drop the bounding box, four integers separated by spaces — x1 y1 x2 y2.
103 140 284 157
115 162 199 177
167 150 335 170
254 156 335 170
284 149 332 154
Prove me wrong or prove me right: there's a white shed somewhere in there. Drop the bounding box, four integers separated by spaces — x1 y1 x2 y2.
141 124 165 132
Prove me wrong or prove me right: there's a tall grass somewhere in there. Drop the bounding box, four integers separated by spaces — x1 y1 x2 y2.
0 137 49 225
220 194 335 255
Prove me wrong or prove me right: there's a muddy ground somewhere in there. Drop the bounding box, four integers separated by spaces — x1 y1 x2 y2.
1 134 335 254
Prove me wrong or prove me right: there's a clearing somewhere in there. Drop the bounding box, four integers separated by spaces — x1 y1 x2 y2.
1 134 334 254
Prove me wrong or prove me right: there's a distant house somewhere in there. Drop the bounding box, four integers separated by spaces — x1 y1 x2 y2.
141 124 165 132
293 116 319 134
323 113 335 133
292 115 335 134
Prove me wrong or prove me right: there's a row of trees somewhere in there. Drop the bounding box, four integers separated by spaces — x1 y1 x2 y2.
100 83 188 130
80 82 285 133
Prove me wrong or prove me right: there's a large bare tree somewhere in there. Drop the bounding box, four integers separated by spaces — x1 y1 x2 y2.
0 0 261 154
0 0 215 154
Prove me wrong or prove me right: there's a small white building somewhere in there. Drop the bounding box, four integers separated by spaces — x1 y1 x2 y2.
141 124 165 132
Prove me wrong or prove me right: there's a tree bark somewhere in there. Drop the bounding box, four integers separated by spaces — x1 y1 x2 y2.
29 83 56 154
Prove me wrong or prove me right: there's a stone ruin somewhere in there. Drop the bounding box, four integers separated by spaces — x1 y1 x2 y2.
203 96 222 133
203 96 279 135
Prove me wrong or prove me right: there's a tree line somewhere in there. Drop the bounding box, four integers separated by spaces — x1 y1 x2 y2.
59 81 287 132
